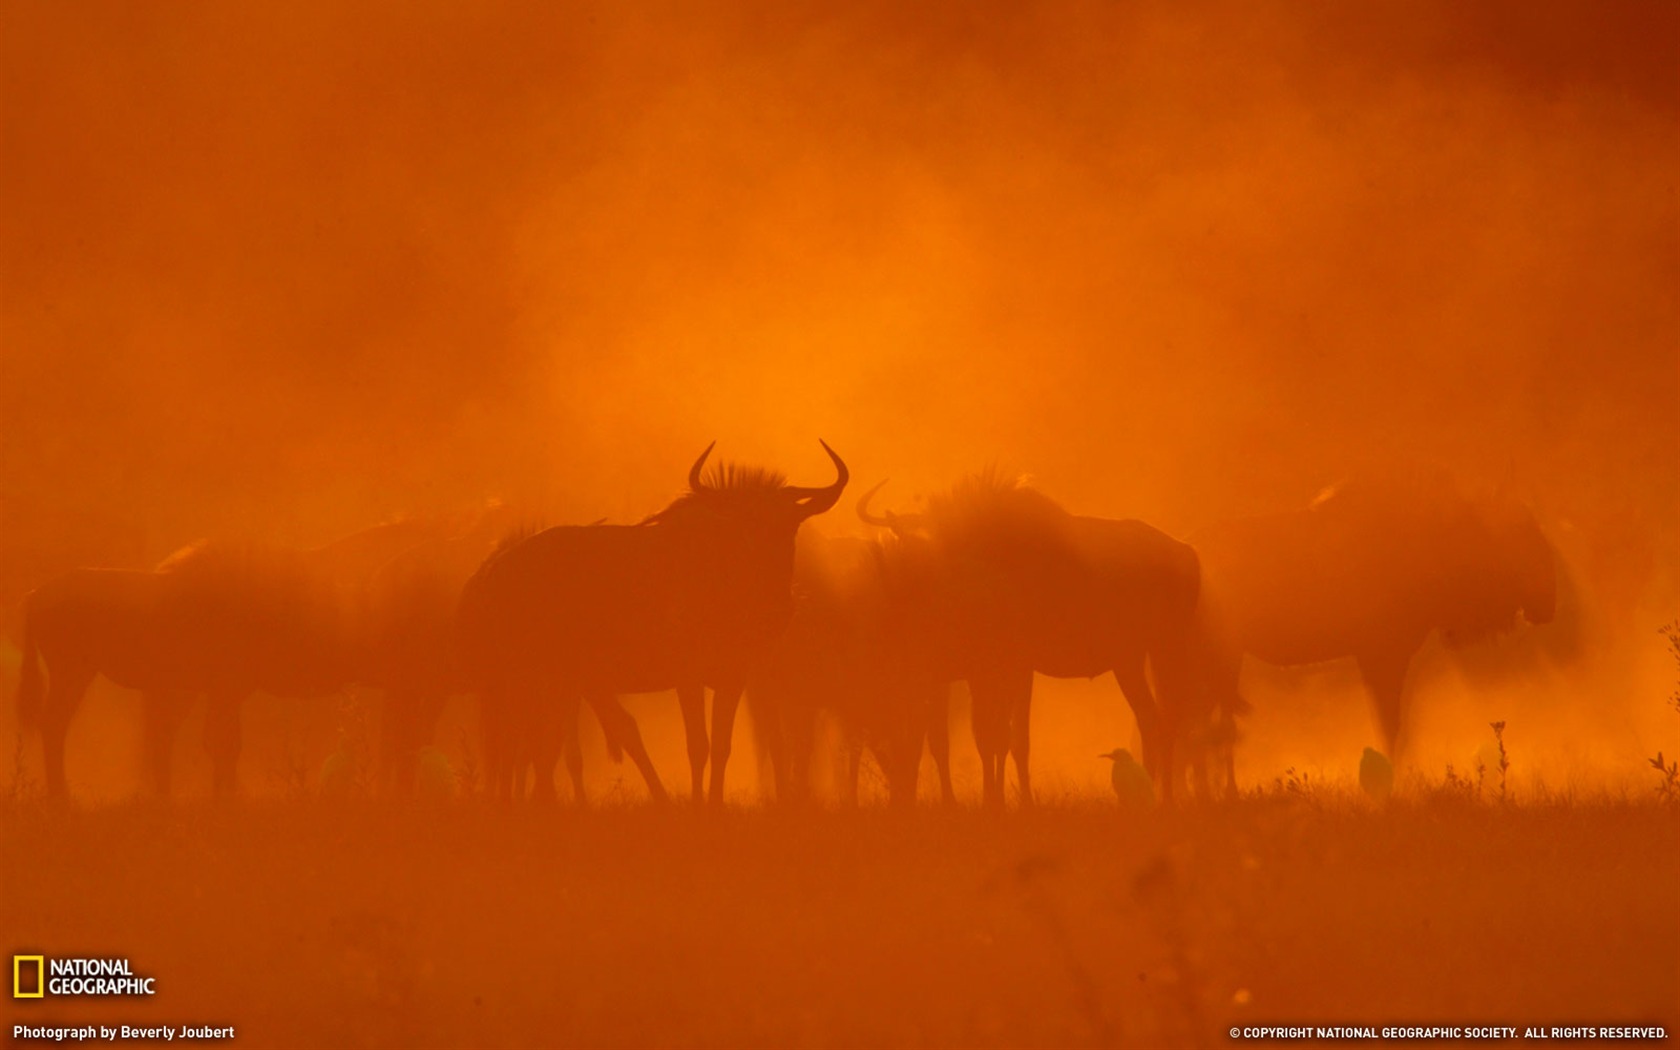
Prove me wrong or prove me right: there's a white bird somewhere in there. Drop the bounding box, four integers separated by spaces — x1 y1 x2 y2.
1099 748 1155 805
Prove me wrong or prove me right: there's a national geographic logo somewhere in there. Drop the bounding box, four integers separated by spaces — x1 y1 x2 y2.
12 956 156 998
13 956 43 998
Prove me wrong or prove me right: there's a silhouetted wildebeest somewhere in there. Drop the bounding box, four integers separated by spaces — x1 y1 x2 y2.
749 529 954 808
363 503 527 793
457 442 848 803
18 544 343 799
1153 468 1558 793
16 518 441 800
861 472 1201 809
451 522 656 804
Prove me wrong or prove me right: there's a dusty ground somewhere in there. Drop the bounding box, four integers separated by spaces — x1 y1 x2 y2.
4 794 1676 1048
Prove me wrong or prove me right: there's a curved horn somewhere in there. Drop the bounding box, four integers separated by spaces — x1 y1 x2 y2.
857 480 896 527
785 440 849 515
857 481 930 535
687 441 717 494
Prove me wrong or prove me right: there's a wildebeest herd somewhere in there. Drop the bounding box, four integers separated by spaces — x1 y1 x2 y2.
13 443 1557 807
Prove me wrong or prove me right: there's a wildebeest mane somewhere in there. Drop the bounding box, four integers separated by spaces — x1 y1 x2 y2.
1309 464 1466 528
922 468 1068 547
154 538 332 609
641 462 791 525
490 524 546 557
155 538 311 584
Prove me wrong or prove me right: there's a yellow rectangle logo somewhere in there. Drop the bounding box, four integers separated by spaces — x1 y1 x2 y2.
13 955 45 998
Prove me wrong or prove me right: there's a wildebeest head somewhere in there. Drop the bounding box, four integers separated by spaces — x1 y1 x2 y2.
644 441 849 593
1439 492 1558 648
856 483 969 665
856 481 948 602
857 471 1055 541
857 480 923 536
661 441 849 531
856 471 1087 669
1496 497 1557 628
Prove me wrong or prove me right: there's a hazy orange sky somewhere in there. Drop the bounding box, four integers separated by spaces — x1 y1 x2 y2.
3 0 1676 622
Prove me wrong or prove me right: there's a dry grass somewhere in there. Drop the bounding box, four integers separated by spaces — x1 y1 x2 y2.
3 786 1675 1048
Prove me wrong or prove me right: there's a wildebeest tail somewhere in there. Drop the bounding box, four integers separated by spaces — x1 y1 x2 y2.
15 594 44 730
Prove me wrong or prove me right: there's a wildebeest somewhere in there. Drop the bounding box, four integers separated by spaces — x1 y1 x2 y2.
16 518 441 800
861 472 1202 809
465 527 667 804
1153 467 1558 792
17 543 346 799
456 442 848 804
749 529 954 808
363 502 528 793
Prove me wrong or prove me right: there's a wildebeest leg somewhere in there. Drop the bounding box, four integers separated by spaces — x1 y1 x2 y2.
203 693 245 797
1356 650 1413 759
415 689 448 772
141 690 193 798
1212 655 1249 800
527 696 568 804
1112 656 1169 803
1112 655 1161 778
1147 638 1243 804
379 687 427 796
478 687 513 802
500 681 545 803
751 694 787 802
1003 669 1035 807
40 667 94 802
562 707 585 803
377 688 411 795
1190 744 1214 800
389 687 451 797
981 700 1010 809
879 725 922 809
841 738 863 807
706 685 744 805
587 694 669 803
772 701 816 806
677 684 708 803
926 692 955 805
1224 734 1237 798
967 674 1014 811
1215 702 1241 800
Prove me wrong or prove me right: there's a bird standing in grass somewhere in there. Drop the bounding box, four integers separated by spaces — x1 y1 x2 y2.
1359 747 1394 800
1099 748 1155 805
